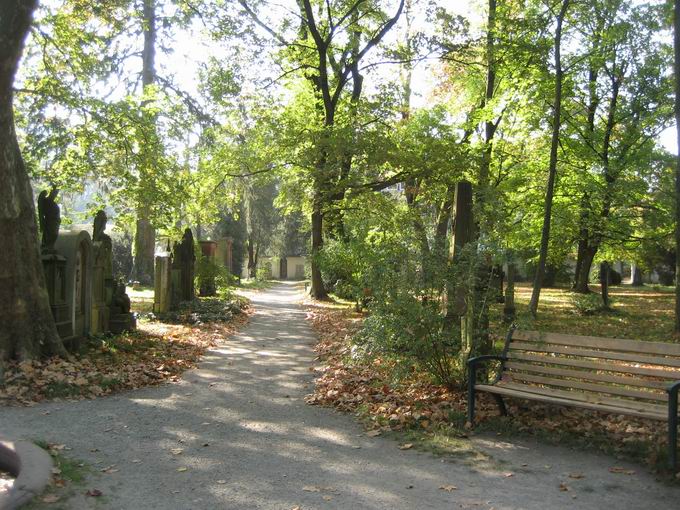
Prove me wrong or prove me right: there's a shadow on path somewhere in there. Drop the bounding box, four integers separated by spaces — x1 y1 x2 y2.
1 282 678 509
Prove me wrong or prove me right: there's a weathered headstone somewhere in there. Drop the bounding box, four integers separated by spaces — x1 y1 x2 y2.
91 211 113 334
54 231 94 348
216 237 233 274
109 279 136 333
199 240 217 297
38 189 71 339
172 228 195 302
154 244 173 313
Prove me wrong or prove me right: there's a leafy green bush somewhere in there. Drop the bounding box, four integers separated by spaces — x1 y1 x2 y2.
570 292 609 315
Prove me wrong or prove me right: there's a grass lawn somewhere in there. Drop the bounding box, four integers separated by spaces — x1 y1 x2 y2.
490 282 676 342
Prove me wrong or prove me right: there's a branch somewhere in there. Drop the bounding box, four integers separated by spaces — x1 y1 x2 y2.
238 0 290 46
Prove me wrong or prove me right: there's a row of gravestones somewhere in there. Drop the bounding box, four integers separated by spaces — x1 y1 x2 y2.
38 190 135 350
152 230 231 313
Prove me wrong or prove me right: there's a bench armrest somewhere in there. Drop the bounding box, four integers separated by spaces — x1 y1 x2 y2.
468 355 507 370
468 355 507 385
667 380 680 397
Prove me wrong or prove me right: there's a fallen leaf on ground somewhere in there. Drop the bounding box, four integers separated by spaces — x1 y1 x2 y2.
559 483 569 492
399 443 413 450
302 486 321 492
608 467 635 475
439 485 458 492
568 473 584 479
170 448 183 455
86 489 103 497
41 494 60 503
503 472 514 478
366 430 381 437
323 495 333 501
177 467 188 472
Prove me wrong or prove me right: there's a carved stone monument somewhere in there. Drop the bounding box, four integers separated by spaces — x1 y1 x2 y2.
172 228 195 302
91 211 113 334
154 243 173 313
109 279 136 334
54 230 93 348
38 189 71 339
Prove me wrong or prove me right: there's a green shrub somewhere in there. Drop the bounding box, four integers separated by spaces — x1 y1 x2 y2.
570 292 610 315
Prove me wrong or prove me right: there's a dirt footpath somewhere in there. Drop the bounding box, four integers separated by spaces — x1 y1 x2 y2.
2 283 678 509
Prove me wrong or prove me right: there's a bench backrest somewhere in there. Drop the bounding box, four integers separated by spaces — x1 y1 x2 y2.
502 330 680 407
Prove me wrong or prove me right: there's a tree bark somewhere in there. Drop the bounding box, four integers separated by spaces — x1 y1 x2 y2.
310 196 327 299
130 0 157 286
0 0 66 365
529 0 570 317
600 261 610 309
574 244 597 293
674 0 680 332
503 261 516 323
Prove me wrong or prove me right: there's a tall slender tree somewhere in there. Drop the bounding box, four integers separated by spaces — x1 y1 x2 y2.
529 0 571 316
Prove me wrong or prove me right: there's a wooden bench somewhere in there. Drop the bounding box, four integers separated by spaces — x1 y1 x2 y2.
467 329 680 469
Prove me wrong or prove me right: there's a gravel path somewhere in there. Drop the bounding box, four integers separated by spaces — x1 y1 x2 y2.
2 282 679 509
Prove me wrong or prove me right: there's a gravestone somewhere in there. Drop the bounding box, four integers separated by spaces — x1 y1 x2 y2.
154 244 173 313
91 211 113 334
172 228 195 302
216 237 233 275
199 240 217 297
54 231 93 348
38 189 71 338
109 279 136 333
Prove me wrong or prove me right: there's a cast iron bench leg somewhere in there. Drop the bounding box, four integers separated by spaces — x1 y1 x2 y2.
670 395 678 471
493 394 507 416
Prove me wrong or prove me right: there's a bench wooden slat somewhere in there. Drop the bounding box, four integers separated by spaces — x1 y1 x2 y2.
512 330 680 357
496 381 668 416
509 341 680 369
508 352 680 380
506 371 668 402
475 384 667 421
505 362 669 390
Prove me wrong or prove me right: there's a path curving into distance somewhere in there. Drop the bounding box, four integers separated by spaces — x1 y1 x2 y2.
1 282 678 509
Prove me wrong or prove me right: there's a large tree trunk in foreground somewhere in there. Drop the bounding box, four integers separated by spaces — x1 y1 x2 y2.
130 0 157 286
674 0 680 332
0 0 66 365
529 0 570 317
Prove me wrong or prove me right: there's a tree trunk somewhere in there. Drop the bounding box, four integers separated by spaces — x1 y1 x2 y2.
310 196 327 299
574 244 598 293
503 261 516 323
674 0 680 332
631 263 643 286
247 236 256 278
600 261 610 309
130 0 157 286
529 0 570 317
0 0 66 365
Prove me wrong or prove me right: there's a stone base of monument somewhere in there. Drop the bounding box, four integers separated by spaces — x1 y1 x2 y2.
109 313 137 334
0 438 53 510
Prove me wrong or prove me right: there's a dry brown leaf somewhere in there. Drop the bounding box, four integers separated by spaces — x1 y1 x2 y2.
439 485 458 492
366 430 381 437
302 486 321 492
559 483 569 492
86 489 103 497
568 473 584 479
608 467 635 475
399 443 413 450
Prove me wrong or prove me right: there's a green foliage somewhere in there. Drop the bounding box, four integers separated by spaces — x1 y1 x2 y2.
570 292 611 315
